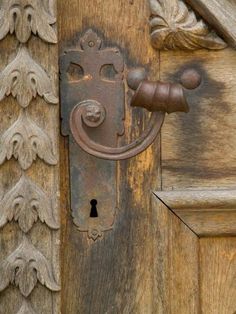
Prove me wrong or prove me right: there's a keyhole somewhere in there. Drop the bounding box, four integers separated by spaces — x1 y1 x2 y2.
90 199 98 218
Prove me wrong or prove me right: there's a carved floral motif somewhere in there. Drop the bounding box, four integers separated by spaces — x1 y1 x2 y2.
0 111 58 169
0 0 57 43
149 0 227 50
0 175 59 233
0 237 60 297
0 47 58 108
16 301 37 314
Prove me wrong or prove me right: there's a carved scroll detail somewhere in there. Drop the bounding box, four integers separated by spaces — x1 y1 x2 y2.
16 301 37 314
0 175 59 233
149 0 227 50
0 0 57 43
0 48 58 108
0 237 60 297
0 111 58 169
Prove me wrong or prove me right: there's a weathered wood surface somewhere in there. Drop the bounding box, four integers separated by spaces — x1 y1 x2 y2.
0 1 60 313
160 49 236 190
200 237 236 314
59 0 163 312
59 1 236 313
186 0 236 47
155 189 236 236
149 0 227 50
152 197 200 313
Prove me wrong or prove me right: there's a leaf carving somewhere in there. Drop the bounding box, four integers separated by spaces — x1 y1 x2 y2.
0 175 59 232
0 237 60 297
149 0 227 50
0 47 58 108
0 111 58 170
16 301 37 314
0 0 57 43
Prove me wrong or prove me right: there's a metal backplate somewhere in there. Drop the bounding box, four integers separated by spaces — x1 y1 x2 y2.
60 29 126 240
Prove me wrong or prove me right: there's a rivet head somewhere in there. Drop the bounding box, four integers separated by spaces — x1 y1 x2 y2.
180 68 202 90
88 41 95 47
127 68 147 90
81 100 106 128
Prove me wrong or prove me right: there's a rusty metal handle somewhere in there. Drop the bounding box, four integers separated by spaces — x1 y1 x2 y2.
70 105 164 160
69 76 192 160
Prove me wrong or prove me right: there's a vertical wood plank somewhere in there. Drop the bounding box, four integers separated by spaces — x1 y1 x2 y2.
200 237 236 314
153 197 200 314
59 0 162 312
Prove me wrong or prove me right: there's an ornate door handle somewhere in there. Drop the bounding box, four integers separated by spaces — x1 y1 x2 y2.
70 77 190 160
60 29 202 240
61 29 200 161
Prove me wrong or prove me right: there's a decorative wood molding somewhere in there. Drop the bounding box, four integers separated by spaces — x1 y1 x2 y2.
0 237 60 297
0 47 58 108
0 0 57 43
16 301 37 314
185 0 236 48
0 175 59 233
0 111 58 170
155 189 236 236
149 0 227 50
0 0 60 312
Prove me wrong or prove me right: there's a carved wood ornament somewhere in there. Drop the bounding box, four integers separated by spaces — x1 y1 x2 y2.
0 111 57 169
0 47 58 108
0 237 60 297
0 175 59 233
16 301 37 314
149 0 227 50
0 0 60 312
0 0 57 43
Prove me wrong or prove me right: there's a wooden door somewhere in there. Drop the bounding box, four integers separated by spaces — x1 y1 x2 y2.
0 0 236 313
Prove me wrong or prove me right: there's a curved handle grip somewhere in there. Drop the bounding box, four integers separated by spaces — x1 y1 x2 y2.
131 80 189 113
69 76 192 160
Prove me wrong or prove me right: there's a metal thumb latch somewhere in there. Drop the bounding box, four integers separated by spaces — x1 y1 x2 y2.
60 29 201 240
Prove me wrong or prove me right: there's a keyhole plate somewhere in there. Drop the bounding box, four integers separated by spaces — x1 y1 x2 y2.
60 29 122 241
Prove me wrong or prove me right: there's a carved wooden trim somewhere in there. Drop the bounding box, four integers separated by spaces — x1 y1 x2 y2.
185 0 236 48
0 0 57 43
155 189 236 236
0 237 60 297
0 110 58 170
0 47 58 108
0 175 59 233
16 301 37 314
149 0 227 50
0 0 60 312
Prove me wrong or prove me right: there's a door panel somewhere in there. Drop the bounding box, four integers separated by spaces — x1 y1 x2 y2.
200 238 236 313
0 0 235 313
153 199 199 314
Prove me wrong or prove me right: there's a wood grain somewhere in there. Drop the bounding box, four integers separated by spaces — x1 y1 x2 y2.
200 237 236 314
152 196 200 313
186 0 236 47
58 0 163 312
155 189 236 236
160 48 236 190
0 1 60 313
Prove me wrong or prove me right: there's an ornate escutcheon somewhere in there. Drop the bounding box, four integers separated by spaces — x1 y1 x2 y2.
60 29 199 240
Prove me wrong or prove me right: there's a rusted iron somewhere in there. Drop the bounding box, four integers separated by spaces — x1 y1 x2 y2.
60 29 122 240
130 80 189 113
